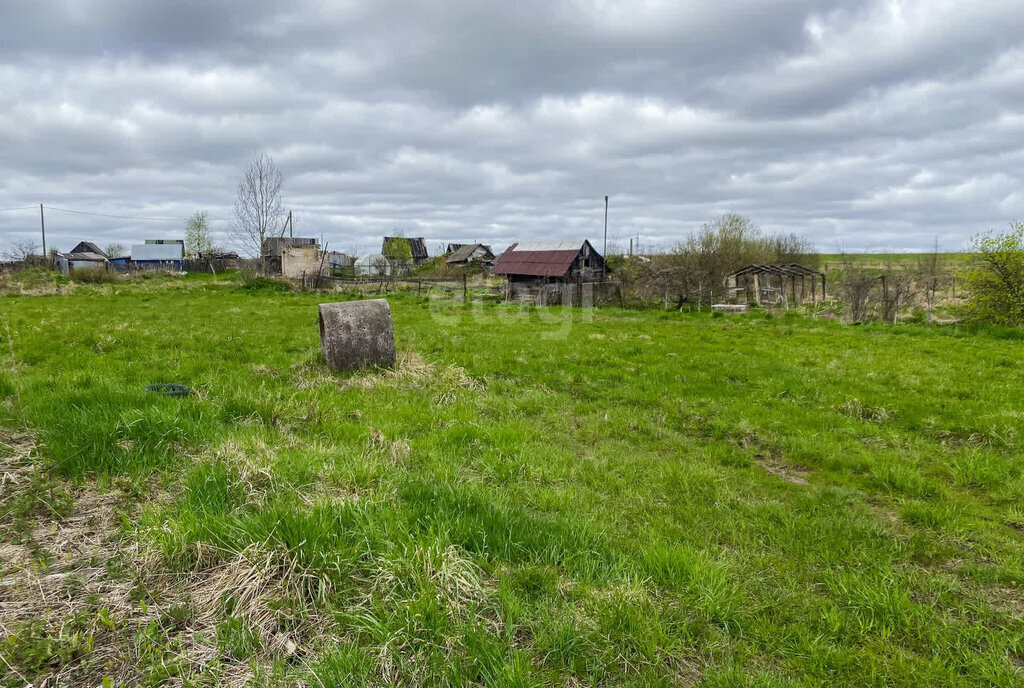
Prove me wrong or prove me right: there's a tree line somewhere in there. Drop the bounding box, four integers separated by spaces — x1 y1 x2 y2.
609 214 1024 327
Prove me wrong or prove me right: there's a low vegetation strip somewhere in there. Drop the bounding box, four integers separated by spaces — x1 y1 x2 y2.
1 275 1023 686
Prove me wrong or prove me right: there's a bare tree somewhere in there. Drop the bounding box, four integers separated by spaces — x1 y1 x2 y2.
3 238 41 263
878 259 916 324
838 255 876 322
917 238 950 321
104 243 126 259
230 153 285 273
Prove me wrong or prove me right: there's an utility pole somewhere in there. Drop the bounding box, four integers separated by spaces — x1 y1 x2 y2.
39 204 46 257
602 195 608 281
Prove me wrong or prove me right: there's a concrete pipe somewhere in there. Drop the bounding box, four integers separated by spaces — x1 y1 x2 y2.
318 299 396 371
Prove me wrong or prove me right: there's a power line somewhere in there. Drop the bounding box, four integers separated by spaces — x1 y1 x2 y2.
0 206 36 212
43 205 235 222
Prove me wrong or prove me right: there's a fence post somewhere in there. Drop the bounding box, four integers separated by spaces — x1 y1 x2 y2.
462 274 468 302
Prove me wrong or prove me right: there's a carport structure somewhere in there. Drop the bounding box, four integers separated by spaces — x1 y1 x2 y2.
726 264 826 305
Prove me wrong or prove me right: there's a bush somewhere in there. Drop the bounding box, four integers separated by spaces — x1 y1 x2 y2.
962 223 1024 326
9 268 69 288
237 269 291 293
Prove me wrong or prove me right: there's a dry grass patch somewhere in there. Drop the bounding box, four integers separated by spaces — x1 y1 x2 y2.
347 350 479 394
0 431 336 687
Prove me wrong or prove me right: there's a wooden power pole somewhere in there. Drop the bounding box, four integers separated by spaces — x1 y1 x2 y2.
39 204 46 257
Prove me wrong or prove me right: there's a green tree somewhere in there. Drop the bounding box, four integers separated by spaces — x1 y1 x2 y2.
383 232 413 274
963 222 1024 326
185 210 213 258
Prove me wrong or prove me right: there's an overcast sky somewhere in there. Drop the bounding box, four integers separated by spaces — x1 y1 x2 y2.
2 0 1024 256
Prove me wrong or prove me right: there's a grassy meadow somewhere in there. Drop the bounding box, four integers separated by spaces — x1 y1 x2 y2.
819 252 973 274
1 273 1023 687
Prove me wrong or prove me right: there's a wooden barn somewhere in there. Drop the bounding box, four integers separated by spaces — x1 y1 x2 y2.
491 240 604 284
444 243 494 267
491 240 606 304
56 241 108 275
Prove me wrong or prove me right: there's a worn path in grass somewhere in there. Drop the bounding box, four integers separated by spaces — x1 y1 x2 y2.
1 276 1023 687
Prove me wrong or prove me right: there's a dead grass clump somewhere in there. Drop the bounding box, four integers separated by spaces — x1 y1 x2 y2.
367 427 411 464
193 545 332 649
346 350 480 396
212 438 279 501
358 542 490 621
292 358 335 390
252 364 280 377
835 398 891 424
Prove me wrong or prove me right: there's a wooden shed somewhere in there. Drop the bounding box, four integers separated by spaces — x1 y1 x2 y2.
491 241 604 284
444 243 494 267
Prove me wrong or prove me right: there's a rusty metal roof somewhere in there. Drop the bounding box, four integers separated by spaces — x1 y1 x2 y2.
491 242 582 277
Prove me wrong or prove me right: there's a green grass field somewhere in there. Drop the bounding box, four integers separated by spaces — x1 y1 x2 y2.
819 253 973 274
2 274 1023 687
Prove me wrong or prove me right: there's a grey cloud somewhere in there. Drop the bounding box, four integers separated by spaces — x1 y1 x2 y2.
2 0 1023 256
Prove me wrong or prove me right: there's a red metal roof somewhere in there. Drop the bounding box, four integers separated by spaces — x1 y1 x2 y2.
491 242 580 277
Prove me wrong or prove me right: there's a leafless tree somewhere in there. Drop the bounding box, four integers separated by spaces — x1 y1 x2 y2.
104 243 126 259
838 255 876 322
916 239 951 321
3 238 41 262
230 153 285 273
878 259 916 324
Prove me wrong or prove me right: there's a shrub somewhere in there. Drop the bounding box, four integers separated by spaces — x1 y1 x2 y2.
962 223 1024 326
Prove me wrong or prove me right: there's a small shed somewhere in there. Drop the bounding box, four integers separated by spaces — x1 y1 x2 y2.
56 242 108 274
445 243 466 255
726 264 826 305
445 243 495 267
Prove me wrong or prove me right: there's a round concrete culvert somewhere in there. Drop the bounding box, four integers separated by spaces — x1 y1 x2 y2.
318 299 396 371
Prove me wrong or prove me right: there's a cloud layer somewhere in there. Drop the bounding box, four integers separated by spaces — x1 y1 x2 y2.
2 0 1024 256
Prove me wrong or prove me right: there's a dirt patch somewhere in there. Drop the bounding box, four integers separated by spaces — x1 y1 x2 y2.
980 584 1024 617
734 430 810 485
753 452 809 485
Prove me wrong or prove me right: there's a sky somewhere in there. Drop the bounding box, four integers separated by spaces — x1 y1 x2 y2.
2 0 1024 257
